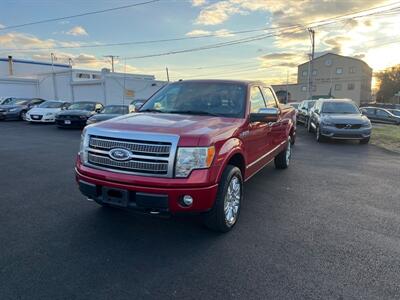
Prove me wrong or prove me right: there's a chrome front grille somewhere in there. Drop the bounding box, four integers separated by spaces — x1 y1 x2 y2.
88 153 168 174
89 137 171 157
85 131 178 178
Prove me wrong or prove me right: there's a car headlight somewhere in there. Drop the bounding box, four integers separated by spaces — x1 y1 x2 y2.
45 112 54 116
79 128 89 164
321 120 334 127
79 115 88 120
175 146 215 178
8 108 19 112
361 120 371 128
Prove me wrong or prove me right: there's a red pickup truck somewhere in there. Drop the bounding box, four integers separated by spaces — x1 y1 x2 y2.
76 80 296 232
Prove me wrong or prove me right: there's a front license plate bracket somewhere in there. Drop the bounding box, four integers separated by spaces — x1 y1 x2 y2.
102 187 129 207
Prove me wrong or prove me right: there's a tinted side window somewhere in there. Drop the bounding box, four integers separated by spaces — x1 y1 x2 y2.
376 109 389 117
250 87 266 113
262 87 278 108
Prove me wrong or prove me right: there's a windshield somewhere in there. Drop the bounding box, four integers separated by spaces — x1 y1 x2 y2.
68 102 95 111
101 106 128 114
140 82 247 118
322 102 359 114
38 101 64 108
8 99 29 106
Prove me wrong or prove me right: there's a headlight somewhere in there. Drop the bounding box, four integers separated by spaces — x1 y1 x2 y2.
175 146 215 178
86 119 96 124
321 120 334 127
361 120 371 128
8 108 18 112
45 112 54 116
79 115 88 120
79 128 89 164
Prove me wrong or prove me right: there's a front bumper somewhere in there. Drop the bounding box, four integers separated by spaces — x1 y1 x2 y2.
75 161 219 214
56 118 87 128
0 111 19 120
26 114 56 123
320 125 371 140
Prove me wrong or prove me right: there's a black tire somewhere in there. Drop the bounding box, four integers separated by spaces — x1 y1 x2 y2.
307 120 313 133
203 165 243 233
360 137 370 144
274 137 291 169
20 110 27 121
315 126 325 142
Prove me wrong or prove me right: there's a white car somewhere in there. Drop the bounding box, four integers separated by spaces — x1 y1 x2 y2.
26 100 70 123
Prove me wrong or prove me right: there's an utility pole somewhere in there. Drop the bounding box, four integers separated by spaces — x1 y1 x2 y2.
51 53 58 100
166 67 170 82
308 28 315 99
104 55 119 72
286 69 289 104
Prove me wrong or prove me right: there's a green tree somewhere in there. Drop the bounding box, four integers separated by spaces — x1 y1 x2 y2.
376 65 400 103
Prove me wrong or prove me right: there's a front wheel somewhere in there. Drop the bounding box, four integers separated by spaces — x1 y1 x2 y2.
20 110 27 121
274 137 291 169
204 165 243 232
316 126 325 142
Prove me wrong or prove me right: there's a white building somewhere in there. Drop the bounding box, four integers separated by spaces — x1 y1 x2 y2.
273 53 372 105
0 56 166 105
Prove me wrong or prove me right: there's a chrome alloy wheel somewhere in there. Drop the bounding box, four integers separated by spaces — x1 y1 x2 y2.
286 138 291 165
224 176 241 226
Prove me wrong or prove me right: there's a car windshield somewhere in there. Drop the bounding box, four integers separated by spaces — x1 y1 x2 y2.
101 106 128 114
130 100 146 105
68 102 95 111
389 110 400 117
140 82 247 118
38 101 64 108
322 102 359 114
8 99 29 105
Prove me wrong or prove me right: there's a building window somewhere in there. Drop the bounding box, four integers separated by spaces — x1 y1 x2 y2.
76 73 90 79
301 86 308 92
312 85 317 92
349 67 356 74
335 84 342 91
348 83 355 90
92 74 101 79
302 70 308 77
325 59 332 66
312 69 317 76
336 67 343 74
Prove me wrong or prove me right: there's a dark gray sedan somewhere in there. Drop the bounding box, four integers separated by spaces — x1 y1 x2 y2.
361 107 400 125
0 98 46 120
308 99 372 144
86 105 129 125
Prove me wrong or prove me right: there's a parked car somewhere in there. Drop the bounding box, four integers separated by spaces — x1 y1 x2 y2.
129 99 147 113
288 102 300 111
308 99 372 143
360 107 400 125
26 100 70 123
55 101 103 128
0 98 46 120
297 99 316 126
86 105 129 125
76 80 296 232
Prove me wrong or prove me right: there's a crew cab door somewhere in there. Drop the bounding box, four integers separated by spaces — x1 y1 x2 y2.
245 86 271 170
262 87 286 148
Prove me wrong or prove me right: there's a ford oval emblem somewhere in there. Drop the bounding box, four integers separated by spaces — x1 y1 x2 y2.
109 148 131 161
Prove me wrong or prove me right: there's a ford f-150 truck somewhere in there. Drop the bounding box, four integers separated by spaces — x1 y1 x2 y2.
76 80 296 232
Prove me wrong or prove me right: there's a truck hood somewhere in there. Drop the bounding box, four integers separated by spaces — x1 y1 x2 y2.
321 113 368 124
58 110 94 117
94 113 244 146
28 107 61 114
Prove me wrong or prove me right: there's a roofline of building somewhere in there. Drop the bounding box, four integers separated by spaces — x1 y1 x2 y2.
0 58 71 68
297 53 372 70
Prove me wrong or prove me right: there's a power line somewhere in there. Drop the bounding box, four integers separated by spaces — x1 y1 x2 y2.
0 0 161 31
2 3 400 53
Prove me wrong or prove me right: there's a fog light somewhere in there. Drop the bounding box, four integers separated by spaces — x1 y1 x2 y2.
182 195 193 206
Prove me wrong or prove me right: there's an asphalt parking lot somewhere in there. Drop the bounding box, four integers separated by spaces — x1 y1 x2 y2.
1 121 400 299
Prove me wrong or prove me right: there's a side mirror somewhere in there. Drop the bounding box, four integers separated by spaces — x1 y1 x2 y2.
249 108 279 123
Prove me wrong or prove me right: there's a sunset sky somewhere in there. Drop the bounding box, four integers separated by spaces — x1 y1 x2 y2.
0 0 399 85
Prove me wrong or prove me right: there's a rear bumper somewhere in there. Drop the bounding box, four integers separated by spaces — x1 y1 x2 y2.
320 126 371 140
75 166 219 214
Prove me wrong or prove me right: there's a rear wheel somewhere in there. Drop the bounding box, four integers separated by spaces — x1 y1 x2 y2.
360 137 370 144
204 165 243 232
316 126 325 142
274 137 291 169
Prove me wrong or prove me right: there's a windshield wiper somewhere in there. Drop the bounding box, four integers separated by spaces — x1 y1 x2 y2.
167 110 220 116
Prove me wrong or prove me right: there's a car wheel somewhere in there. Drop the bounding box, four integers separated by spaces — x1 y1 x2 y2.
274 136 291 169
360 137 370 144
20 110 27 121
307 120 313 132
204 165 243 233
316 126 325 142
